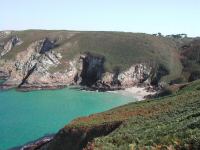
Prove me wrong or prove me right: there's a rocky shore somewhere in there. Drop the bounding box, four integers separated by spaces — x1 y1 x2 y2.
19 121 122 150
10 135 54 150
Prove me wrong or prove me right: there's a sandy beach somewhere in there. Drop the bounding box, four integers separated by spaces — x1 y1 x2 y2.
111 86 156 101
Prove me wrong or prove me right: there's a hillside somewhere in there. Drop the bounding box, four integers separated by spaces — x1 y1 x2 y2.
0 30 185 90
0 30 180 72
1 30 200 149
39 80 200 150
180 38 200 82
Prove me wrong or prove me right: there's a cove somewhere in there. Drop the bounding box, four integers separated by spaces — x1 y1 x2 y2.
0 88 135 150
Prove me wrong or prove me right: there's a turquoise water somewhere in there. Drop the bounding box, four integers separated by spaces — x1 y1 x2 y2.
0 88 135 150
0 80 4 84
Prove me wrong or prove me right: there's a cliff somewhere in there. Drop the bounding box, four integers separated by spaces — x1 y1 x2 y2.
0 30 188 91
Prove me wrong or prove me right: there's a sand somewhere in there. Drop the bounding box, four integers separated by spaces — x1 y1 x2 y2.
111 86 156 101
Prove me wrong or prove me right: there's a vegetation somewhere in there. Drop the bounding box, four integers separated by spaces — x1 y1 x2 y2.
67 80 200 149
181 38 200 81
166 34 188 39
0 30 183 83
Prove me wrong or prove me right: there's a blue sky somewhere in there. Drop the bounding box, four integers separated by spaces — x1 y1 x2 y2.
0 0 200 36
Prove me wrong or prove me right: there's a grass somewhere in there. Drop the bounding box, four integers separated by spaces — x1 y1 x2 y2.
1 30 183 83
1 30 77 60
66 80 200 149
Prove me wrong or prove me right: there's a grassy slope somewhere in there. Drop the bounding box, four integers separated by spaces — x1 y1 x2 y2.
0 30 182 82
0 30 77 60
67 80 200 149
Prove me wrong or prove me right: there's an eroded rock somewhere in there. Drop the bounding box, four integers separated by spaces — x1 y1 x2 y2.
80 53 105 86
0 39 168 91
1 35 23 56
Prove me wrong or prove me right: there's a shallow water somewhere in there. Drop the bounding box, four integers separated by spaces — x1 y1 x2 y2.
0 80 5 84
0 88 135 149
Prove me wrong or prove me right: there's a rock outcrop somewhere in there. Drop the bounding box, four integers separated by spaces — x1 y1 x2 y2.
83 62 158 91
0 39 87 90
20 136 53 150
38 121 122 150
0 30 12 39
79 53 105 86
0 70 9 80
1 35 23 56
0 38 166 91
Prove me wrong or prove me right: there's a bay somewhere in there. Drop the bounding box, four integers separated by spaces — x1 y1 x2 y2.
0 88 135 149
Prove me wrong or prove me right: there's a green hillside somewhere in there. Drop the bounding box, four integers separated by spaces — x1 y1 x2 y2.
53 80 200 150
93 81 200 149
0 30 183 83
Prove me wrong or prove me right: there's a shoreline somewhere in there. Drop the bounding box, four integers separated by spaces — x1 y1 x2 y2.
6 85 156 150
109 86 157 101
0 82 157 100
18 86 157 150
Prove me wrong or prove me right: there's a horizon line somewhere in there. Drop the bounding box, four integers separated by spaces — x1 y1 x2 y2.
0 28 198 38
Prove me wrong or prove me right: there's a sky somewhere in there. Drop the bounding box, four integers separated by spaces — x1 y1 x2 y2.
0 0 200 37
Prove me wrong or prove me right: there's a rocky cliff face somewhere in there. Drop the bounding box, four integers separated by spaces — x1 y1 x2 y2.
0 37 81 90
1 35 23 57
0 70 9 80
0 32 172 91
79 53 105 86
